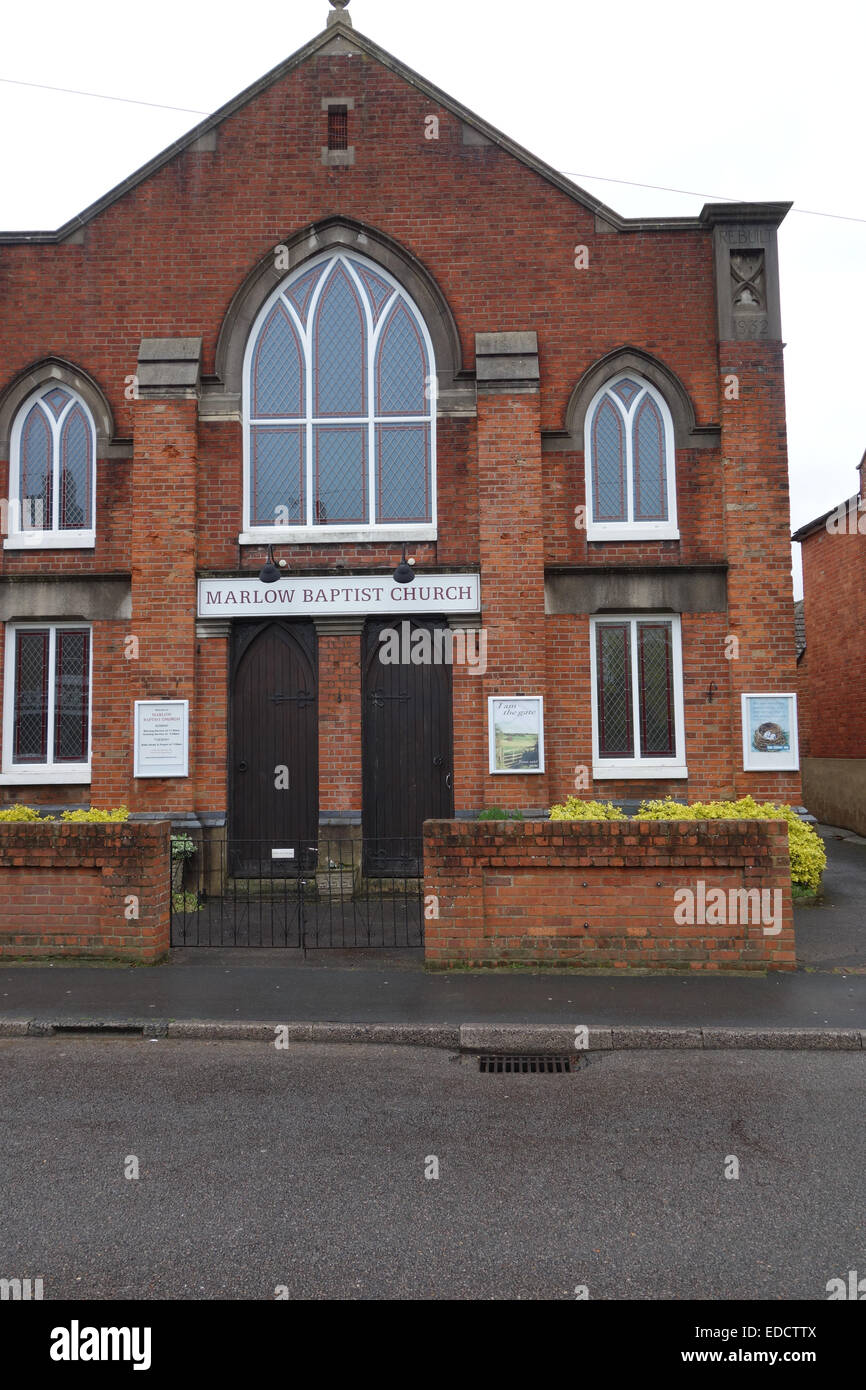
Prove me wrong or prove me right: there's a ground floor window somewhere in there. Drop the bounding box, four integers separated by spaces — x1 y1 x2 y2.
1 623 92 783
590 613 687 778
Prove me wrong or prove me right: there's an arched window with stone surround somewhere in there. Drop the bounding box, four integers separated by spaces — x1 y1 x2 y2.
584 373 678 541
7 385 96 547
243 251 436 539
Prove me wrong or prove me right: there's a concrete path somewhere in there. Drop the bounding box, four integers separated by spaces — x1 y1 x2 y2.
793 823 866 972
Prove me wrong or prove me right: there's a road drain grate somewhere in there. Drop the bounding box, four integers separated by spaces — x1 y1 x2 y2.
478 1053 576 1074
52 1025 146 1038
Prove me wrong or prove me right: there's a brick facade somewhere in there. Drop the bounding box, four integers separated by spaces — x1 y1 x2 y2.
795 459 866 833
0 822 170 960
0 14 802 848
424 819 795 970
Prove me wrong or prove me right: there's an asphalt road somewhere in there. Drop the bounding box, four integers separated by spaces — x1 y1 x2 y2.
1 1039 864 1300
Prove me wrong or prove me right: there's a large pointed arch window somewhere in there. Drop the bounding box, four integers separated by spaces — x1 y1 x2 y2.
6 385 96 548
243 252 436 540
584 373 678 540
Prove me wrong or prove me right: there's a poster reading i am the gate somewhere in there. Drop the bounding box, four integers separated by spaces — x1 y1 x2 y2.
489 696 545 774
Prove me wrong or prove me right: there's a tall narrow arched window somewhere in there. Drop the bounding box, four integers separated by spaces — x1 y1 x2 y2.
7 385 96 547
243 251 436 540
584 373 678 540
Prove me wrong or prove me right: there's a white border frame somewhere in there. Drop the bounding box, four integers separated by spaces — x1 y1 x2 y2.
4 384 97 550
741 692 799 772
488 696 545 775
589 613 688 779
241 249 438 545
0 621 93 784
584 372 679 542
133 700 190 779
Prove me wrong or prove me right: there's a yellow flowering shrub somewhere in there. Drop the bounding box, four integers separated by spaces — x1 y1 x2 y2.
635 796 826 892
548 797 627 821
547 794 826 892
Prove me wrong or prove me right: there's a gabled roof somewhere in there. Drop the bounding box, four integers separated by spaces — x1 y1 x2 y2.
792 494 859 541
0 17 792 245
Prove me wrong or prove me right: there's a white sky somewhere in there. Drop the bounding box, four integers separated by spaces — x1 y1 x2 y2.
2 0 864 598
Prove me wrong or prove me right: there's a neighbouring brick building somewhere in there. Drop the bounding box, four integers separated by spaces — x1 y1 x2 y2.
794 450 866 834
0 0 802 875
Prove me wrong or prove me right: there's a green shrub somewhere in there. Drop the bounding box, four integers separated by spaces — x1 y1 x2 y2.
548 797 627 821
171 833 197 858
59 806 130 823
0 804 46 822
635 795 826 893
477 806 524 821
172 890 202 913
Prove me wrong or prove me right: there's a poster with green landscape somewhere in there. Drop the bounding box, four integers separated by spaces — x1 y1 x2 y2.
490 698 544 773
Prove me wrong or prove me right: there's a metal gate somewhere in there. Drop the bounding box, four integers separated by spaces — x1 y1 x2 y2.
171 837 424 948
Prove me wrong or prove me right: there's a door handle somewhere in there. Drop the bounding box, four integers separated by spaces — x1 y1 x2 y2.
237 761 248 772
445 772 452 790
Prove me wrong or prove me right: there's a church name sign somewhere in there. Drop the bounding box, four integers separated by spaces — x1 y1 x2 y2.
197 573 481 618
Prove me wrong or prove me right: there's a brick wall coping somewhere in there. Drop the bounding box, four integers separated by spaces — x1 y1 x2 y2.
0 821 170 867
423 818 790 868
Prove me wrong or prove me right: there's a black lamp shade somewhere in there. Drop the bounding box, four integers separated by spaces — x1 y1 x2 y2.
393 544 415 585
259 545 281 584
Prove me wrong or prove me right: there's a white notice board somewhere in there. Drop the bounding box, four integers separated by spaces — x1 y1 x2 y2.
134 700 190 778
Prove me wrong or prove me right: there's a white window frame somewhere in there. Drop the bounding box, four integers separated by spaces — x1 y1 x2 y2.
589 613 687 779
4 385 97 550
0 622 93 784
584 373 679 542
240 250 438 545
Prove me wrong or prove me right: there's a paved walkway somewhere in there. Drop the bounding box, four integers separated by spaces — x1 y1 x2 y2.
1 826 864 1044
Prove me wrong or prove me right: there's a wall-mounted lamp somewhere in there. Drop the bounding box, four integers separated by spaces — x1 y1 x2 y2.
259 545 287 584
392 543 416 585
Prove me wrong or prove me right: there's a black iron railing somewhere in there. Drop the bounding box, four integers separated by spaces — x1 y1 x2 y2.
171 837 424 948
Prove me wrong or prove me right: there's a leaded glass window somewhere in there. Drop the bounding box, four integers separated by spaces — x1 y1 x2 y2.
5 625 91 773
245 252 434 532
596 622 634 757
586 374 676 537
11 386 96 539
592 615 684 772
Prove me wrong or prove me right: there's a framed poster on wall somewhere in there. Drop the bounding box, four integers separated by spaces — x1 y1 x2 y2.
741 693 799 772
134 700 190 778
488 696 545 774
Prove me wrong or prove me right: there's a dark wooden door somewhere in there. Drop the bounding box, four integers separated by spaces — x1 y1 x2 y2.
362 618 454 874
230 621 318 873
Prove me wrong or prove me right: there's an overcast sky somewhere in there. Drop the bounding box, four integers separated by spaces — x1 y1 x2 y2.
2 0 863 597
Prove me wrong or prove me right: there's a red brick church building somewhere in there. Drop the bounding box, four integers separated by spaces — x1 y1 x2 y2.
0 0 802 870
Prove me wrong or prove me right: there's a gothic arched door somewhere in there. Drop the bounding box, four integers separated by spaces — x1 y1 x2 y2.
362 617 454 875
230 620 318 873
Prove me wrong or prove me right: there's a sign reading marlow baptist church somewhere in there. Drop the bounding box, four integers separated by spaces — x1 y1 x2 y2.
197 573 481 618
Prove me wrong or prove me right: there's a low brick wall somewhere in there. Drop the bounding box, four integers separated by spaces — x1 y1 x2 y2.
0 822 170 962
423 820 795 971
